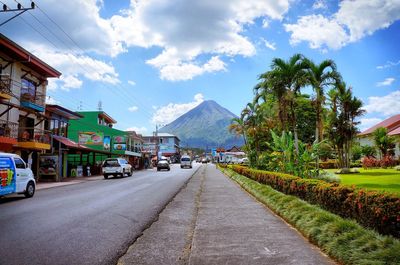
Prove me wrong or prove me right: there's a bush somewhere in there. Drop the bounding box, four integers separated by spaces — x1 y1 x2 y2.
362 155 398 169
230 165 400 238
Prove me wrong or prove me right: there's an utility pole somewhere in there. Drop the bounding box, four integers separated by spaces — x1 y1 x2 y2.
0 2 35 27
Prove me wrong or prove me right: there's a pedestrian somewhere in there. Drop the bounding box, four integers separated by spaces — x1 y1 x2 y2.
86 163 91 176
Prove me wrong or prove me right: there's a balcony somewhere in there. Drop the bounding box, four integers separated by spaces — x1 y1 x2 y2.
16 127 51 150
0 119 18 146
0 74 12 100
20 91 46 112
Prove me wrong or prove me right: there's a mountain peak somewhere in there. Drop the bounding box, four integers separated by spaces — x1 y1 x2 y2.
159 100 243 148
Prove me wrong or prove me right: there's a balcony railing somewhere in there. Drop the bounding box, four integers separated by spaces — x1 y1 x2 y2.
18 127 51 144
0 119 18 138
0 74 12 98
19 90 46 112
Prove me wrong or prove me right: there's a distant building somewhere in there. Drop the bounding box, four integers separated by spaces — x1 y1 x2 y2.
142 133 180 162
358 114 400 158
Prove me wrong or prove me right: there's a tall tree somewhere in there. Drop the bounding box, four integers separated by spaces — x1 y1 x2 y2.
373 127 395 158
229 117 247 146
326 82 364 169
304 58 340 143
268 54 309 154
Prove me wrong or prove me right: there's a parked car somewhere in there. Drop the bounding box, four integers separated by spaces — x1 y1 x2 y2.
102 158 132 179
180 155 192 168
0 152 35 198
240 157 249 165
201 158 208 164
157 160 170 171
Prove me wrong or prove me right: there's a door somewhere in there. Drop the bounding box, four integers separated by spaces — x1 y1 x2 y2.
14 157 29 192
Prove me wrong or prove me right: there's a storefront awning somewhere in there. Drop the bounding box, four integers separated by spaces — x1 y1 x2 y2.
52 135 112 155
124 150 142 157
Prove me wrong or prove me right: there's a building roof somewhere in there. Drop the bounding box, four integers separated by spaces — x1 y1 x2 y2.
388 126 400 136
0 33 61 78
46 105 83 120
77 111 117 124
358 114 400 136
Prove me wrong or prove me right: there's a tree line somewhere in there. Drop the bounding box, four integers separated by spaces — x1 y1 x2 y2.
229 54 365 176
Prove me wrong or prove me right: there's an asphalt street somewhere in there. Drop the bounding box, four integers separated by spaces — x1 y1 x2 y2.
0 163 200 265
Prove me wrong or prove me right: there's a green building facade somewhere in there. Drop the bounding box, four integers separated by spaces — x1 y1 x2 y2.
67 111 142 174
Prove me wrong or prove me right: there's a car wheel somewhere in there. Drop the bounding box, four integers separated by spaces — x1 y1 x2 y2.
128 168 132 177
24 181 35 198
104 174 108 179
168 168 170 171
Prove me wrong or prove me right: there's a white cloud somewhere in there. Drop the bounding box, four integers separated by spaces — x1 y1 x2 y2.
358 117 383 132
128 106 139 112
377 60 400 69
154 56 227 81
261 38 276 50
364 90 400 116
285 0 400 50
152 93 204 124
284 14 349 50
111 0 289 80
376 77 395 87
312 0 327 10
60 75 83 90
4 0 290 81
125 126 148 134
128 80 136 86
26 44 120 87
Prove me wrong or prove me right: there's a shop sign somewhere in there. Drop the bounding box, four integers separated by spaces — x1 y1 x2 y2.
113 135 126 143
38 155 58 178
113 143 126 151
79 132 104 145
103 136 111 151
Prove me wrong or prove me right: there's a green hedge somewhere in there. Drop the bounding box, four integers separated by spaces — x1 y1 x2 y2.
230 165 400 238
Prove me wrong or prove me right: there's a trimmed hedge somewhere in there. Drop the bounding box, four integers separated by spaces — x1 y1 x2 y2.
230 165 400 238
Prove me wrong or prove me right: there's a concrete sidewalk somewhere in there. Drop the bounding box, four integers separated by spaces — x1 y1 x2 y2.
118 165 335 265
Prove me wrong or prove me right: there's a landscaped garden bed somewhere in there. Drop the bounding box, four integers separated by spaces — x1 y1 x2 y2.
226 165 400 238
220 165 400 265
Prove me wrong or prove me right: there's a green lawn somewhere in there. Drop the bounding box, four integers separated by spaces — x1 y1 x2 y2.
327 168 400 195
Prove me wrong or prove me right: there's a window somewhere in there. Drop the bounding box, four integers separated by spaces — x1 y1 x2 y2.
14 158 26 169
21 79 36 100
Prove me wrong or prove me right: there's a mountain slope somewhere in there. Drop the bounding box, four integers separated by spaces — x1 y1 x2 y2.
159 100 244 148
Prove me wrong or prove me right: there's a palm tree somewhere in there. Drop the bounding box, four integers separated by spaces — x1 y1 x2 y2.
373 127 395 158
326 82 364 169
229 117 247 146
304 58 340 143
268 54 309 154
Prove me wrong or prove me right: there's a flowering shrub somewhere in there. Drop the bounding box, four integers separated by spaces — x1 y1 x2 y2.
362 156 398 169
380 155 397 168
230 165 400 238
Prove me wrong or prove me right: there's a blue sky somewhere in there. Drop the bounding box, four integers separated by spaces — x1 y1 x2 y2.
1 0 399 135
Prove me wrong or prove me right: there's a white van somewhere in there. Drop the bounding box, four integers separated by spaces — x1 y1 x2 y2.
180 155 192 169
0 153 36 198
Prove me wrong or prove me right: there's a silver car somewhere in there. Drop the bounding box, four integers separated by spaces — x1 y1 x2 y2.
102 158 132 179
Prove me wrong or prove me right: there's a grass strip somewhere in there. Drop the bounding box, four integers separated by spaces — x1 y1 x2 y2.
220 167 400 265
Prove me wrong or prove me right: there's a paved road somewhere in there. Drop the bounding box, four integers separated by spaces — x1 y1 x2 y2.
0 163 199 265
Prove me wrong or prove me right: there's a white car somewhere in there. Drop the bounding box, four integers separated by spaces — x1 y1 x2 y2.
180 155 192 168
0 152 36 198
102 158 132 179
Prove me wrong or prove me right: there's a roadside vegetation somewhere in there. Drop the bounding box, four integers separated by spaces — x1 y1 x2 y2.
220 166 400 265
227 54 400 241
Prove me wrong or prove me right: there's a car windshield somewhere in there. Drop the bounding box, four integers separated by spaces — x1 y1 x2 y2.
181 157 190 162
103 159 119 167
